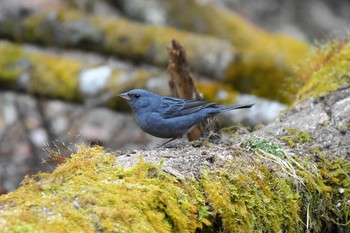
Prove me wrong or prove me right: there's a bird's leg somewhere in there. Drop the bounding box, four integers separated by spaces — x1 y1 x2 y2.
157 138 178 148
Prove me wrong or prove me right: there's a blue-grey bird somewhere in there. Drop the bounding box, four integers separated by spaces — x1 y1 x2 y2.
119 89 253 143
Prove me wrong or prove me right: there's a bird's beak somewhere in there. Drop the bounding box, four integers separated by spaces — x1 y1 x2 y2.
118 92 130 101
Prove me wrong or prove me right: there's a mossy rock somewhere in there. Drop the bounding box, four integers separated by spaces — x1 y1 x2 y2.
0 42 82 101
0 147 208 232
0 5 311 104
0 145 349 232
296 39 350 102
0 41 240 107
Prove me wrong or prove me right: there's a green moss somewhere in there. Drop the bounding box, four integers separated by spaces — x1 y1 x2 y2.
0 146 209 232
0 42 26 86
0 42 84 102
202 165 300 233
220 124 251 138
1 143 349 232
225 51 302 104
297 149 350 232
195 80 238 104
297 40 350 102
245 137 350 232
93 16 185 66
245 137 285 158
29 54 82 101
281 128 312 148
23 13 53 43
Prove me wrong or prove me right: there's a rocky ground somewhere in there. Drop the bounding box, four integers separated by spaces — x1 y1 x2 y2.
116 85 350 181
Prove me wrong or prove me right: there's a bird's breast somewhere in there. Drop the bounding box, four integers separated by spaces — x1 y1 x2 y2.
135 112 190 138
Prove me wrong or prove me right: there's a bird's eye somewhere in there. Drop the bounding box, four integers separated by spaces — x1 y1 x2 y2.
134 94 140 98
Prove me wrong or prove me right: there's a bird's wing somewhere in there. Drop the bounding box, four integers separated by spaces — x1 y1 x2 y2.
160 97 217 118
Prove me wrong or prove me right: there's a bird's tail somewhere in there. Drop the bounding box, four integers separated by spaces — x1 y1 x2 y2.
221 103 254 112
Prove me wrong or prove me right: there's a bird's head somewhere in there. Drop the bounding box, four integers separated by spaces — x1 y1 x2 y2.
119 89 159 113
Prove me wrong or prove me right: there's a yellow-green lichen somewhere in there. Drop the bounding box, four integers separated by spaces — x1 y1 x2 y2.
29 54 82 101
245 137 350 232
202 165 300 233
296 149 350 232
23 13 53 44
0 41 84 102
92 15 186 66
297 40 350 102
281 128 312 148
224 48 304 104
195 80 238 104
0 42 26 86
1 143 349 232
0 146 209 233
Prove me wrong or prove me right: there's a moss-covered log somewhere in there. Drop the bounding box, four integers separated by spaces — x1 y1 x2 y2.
0 5 310 103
